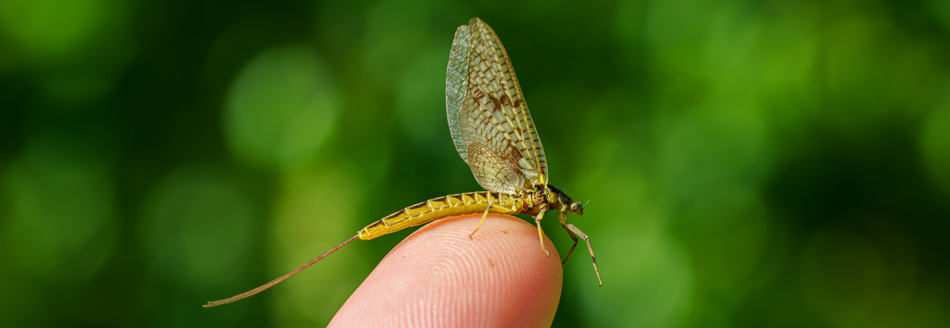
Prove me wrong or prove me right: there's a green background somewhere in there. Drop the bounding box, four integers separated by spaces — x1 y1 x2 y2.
1 0 948 327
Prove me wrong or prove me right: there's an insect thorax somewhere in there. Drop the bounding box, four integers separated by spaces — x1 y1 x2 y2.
514 188 546 216
513 184 579 217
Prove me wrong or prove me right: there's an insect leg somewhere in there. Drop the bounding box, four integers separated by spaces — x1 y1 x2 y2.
469 200 515 238
559 211 579 265
562 221 603 286
534 207 550 257
468 205 493 239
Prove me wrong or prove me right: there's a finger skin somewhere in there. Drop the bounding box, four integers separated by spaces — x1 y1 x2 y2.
329 214 563 328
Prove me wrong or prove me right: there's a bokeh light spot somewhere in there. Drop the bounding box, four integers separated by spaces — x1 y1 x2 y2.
3 135 117 283
0 0 109 60
139 164 257 290
225 46 341 171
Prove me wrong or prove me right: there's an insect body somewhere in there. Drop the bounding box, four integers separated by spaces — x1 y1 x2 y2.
204 17 601 308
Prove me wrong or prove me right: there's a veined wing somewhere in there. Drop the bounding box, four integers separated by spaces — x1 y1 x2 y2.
446 17 549 194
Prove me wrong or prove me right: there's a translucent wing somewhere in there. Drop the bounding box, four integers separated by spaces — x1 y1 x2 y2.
466 142 524 194
446 17 549 193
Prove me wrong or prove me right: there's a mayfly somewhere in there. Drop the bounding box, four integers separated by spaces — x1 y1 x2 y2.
204 17 601 308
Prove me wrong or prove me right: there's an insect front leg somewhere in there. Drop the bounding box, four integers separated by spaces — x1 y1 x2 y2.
560 217 603 286
559 211 580 265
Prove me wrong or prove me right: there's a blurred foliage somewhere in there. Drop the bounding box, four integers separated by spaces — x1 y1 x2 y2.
1 0 948 327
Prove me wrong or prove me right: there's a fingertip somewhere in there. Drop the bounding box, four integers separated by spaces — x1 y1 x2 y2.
330 214 562 327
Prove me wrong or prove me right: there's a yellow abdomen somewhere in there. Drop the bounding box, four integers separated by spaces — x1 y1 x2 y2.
358 191 518 240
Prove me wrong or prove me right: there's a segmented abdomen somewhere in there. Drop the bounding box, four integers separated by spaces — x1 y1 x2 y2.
358 191 517 240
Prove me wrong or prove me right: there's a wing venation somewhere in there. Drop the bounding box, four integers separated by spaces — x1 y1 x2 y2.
444 17 549 193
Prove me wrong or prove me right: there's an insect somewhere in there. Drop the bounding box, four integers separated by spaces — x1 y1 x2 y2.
204 17 601 308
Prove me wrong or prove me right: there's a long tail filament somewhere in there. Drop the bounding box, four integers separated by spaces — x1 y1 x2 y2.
203 234 360 308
